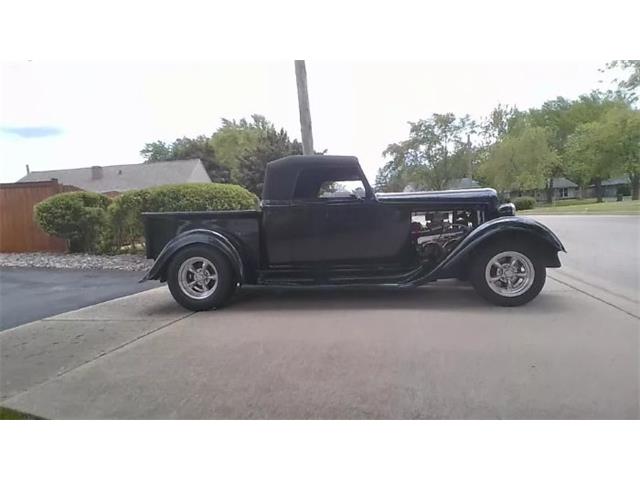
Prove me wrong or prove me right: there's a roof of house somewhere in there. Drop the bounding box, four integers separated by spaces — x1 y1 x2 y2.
551 177 578 188
601 175 630 186
17 159 211 193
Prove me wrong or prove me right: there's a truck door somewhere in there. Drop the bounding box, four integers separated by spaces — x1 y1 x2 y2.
315 167 408 264
323 194 408 264
263 163 407 266
262 198 327 265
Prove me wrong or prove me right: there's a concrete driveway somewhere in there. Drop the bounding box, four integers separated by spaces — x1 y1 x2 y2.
1 279 637 419
0 215 638 419
0 267 157 331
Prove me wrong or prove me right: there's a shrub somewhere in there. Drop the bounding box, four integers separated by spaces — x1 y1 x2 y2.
512 196 536 211
106 189 152 252
144 183 259 212
34 191 111 253
108 183 259 251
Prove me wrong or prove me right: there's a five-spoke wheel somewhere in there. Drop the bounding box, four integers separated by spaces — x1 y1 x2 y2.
470 242 545 306
167 246 236 311
178 256 219 299
484 251 535 298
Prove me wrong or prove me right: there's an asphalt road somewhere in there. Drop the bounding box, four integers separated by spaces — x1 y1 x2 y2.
528 215 640 309
0 268 157 331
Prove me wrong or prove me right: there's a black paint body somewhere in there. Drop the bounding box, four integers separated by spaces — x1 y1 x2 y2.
141 155 564 287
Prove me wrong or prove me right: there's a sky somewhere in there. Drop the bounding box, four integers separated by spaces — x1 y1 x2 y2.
0 60 615 184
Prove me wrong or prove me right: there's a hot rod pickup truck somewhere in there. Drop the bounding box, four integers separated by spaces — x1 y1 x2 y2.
141 155 565 311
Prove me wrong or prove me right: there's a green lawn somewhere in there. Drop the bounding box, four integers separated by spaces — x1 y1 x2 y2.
0 406 43 420
524 199 640 215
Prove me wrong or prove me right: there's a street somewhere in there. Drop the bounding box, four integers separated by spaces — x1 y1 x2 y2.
0 215 638 418
0 268 157 331
529 215 640 314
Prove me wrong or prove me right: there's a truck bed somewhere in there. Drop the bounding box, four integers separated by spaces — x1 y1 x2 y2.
142 210 262 264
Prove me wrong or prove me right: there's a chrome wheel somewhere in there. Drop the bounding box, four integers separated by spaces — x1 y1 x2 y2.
484 251 535 298
178 256 218 300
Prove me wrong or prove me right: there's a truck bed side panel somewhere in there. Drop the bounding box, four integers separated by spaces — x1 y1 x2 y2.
143 210 261 278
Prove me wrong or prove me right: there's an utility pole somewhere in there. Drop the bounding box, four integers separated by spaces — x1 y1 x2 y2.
466 133 472 179
294 60 314 155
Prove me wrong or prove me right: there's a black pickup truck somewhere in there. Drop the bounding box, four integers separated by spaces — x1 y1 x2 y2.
141 155 565 311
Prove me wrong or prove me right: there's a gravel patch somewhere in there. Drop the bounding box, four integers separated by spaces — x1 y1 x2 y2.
0 253 153 272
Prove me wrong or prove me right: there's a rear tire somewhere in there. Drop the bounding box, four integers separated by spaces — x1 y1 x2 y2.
470 241 545 307
167 245 236 311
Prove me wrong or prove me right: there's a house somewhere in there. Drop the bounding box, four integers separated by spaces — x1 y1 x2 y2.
585 175 631 198
18 159 211 196
507 177 579 202
535 177 579 202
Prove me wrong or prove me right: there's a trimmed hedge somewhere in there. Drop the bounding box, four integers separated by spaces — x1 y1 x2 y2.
143 183 259 212
512 196 536 211
34 191 111 253
108 183 259 250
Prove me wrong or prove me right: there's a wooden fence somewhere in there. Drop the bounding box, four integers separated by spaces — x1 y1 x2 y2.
0 180 67 253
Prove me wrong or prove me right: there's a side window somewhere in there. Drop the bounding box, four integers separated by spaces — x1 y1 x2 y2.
293 166 368 200
318 180 366 199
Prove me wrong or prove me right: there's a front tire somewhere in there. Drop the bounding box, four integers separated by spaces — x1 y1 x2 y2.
470 241 546 307
167 245 236 311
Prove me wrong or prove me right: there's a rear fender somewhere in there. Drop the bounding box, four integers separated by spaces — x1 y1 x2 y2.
140 229 244 283
426 216 565 280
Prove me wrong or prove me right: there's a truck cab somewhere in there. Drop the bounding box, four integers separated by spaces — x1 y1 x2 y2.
261 155 407 267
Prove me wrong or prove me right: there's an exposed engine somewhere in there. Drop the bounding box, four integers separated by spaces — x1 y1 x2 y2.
412 210 474 266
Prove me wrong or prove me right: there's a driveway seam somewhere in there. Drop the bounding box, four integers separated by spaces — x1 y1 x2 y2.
548 274 639 320
0 311 195 404
552 268 638 304
39 318 182 322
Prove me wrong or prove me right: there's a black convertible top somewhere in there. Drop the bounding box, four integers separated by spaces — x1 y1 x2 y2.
262 155 360 201
262 155 498 210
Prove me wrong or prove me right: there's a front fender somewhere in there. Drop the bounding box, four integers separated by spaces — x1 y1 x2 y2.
140 229 244 283
424 216 565 281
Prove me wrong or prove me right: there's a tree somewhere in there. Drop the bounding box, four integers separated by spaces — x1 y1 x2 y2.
567 106 640 201
236 126 302 196
478 126 557 196
479 104 522 146
140 141 172 162
607 107 640 200
210 115 269 183
533 92 629 149
375 141 428 192
602 60 640 101
140 114 308 193
565 124 614 203
376 113 477 192
526 91 630 201
209 114 303 196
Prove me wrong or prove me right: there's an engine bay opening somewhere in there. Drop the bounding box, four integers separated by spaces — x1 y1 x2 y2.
411 208 481 268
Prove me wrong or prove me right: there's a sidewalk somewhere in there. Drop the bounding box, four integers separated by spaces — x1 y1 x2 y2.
1 280 638 419
0 287 192 403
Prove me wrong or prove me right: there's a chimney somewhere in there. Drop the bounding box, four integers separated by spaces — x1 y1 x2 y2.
91 165 103 180
26 164 30 174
